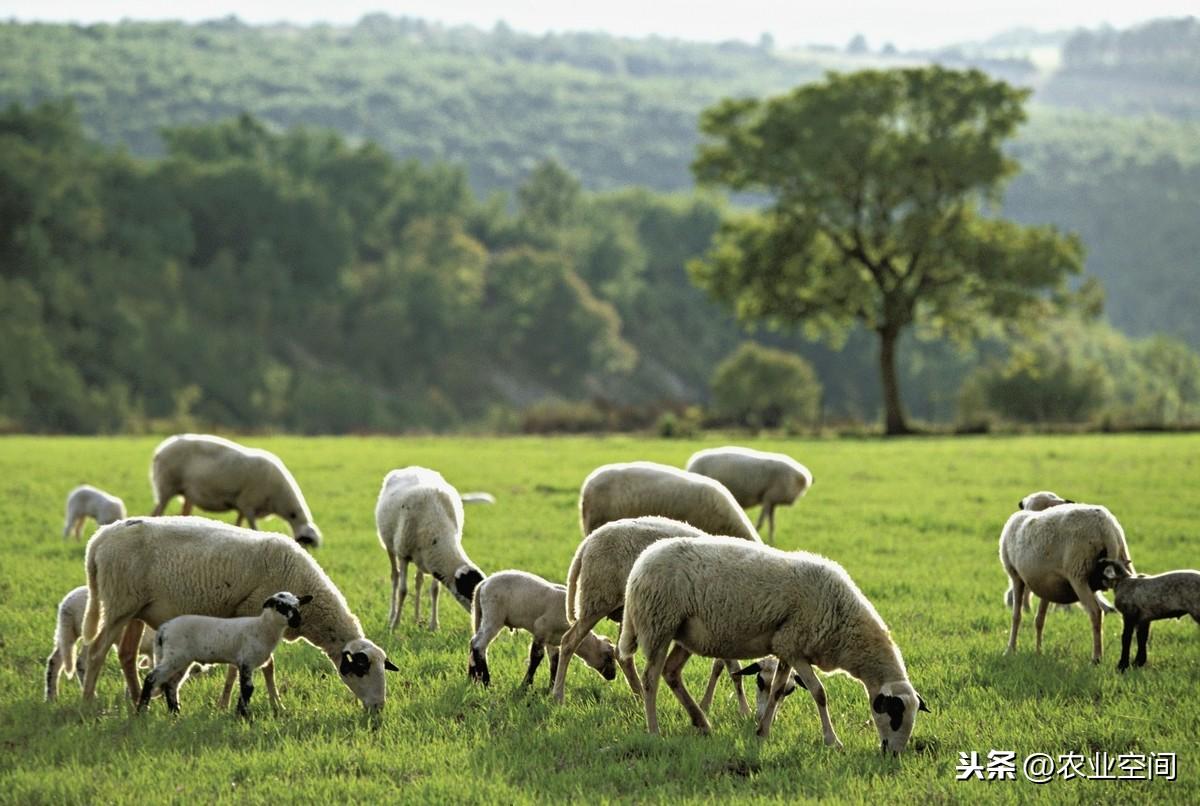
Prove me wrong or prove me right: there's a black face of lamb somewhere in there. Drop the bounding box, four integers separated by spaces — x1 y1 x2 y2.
455 569 485 602
263 598 303 628
340 651 372 678
873 693 906 732
1087 551 1110 592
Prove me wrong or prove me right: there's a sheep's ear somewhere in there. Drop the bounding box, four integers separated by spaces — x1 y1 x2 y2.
731 662 762 677
297 594 314 606
1064 499 1076 504
384 657 400 672
918 695 931 713
873 693 888 714
339 652 354 676
792 673 808 690
262 598 274 609
1018 499 1025 510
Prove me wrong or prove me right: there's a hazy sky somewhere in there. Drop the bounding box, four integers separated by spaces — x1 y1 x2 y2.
6 1 1195 49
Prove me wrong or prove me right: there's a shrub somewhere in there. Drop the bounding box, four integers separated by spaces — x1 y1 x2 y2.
710 342 822 429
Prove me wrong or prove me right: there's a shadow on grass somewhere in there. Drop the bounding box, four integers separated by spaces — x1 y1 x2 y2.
969 649 1108 702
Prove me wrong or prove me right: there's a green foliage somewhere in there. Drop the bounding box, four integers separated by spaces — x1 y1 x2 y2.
710 342 822 429
691 67 1084 433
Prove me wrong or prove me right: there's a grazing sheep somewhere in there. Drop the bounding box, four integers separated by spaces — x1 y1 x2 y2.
1000 495 1133 663
138 592 312 717
468 570 617 689
552 516 752 714
150 434 322 547
1098 561 1200 671
81 517 397 713
730 657 806 723
685 447 812 543
375 467 485 632
62 485 127 540
45 586 153 702
618 538 928 754
579 461 760 542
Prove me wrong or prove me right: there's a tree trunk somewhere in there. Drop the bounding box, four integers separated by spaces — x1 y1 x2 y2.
878 326 912 436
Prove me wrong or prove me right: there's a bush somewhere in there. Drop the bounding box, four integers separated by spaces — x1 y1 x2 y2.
710 342 822 429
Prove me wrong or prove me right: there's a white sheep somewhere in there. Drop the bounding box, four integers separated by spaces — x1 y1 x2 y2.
45 585 154 702
375 467 485 632
685 447 812 543
468 570 617 689
150 434 322 547
81 517 397 713
1097 561 1200 672
1000 494 1133 663
552 515 751 715
579 461 761 542
62 485 126 540
138 591 312 717
618 537 928 754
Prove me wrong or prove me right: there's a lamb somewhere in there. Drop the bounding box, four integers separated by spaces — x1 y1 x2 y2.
81 517 398 713
552 516 751 714
150 434 322 547
45 585 154 702
62 485 126 540
618 537 928 754
138 591 311 717
999 494 1133 663
730 657 805 723
375 467 485 632
685 447 812 543
467 570 617 689
579 461 760 542
1097 561 1200 672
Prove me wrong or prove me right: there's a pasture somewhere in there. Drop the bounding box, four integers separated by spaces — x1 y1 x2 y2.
1 434 1197 803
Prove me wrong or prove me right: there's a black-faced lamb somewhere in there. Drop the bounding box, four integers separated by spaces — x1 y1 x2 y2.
1098 561 1200 672
150 433 322 547
999 494 1133 663
81 517 397 713
63 485 126 540
467 570 617 689
138 592 312 717
685 447 812 543
618 538 928 754
45 585 153 702
375 467 485 632
578 461 761 542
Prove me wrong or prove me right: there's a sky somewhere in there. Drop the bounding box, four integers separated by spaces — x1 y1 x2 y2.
5 1 1195 50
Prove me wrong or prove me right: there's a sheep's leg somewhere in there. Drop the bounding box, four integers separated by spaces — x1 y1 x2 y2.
640 644 670 736
151 497 168 517
699 658 724 713
218 666 236 709
1133 621 1151 668
45 650 63 702
546 648 559 692
789 659 841 748
619 656 644 701
725 659 751 716
767 505 777 544
245 514 258 530
163 671 184 714
755 658 795 741
1069 578 1104 663
1034 598 1050 653
180 499 193 517
756 507 768 530
236 664 254 718
235 513 244 527
428 578 440 631
74 518 85 540
413 571 424 625
82 616 131 700
521 641 546 688
468 616 503 687
551 612 604 703
262 656 282 714
387 553 402 633
1006 577 1026 654
1117 616 1137 672
117 621 146 701
392 559 409 633
137 668 158 713
663 644 709 735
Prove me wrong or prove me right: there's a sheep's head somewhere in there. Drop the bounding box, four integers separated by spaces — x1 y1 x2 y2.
262 592 313 629
292 521 323 549
1098 558 1136 590
448 566 485 609
1019 491 1074 511
732 658 805 723
580 635 618 681
337 638 399 713
869 680 929 755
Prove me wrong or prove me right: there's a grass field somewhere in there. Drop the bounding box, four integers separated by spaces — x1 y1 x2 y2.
1 434 1198 803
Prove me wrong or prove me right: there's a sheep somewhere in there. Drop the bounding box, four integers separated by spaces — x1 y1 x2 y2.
467 570 617 689
62 485 127 540
729 657 806 723
138 592 311 717
685 447 812 543
45 585 154 702
618 537 928 754
552 516 751 715
150 434 322 547
579 461 760 542
1097 561 1200 672
375 467 485 632
999 495 1133 663
81 517 398 713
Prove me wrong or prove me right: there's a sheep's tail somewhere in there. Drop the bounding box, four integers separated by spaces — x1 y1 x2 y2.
82 546 103 643
565 550 582 622
472 587 483 634
617 615 638 661
58 604 77 679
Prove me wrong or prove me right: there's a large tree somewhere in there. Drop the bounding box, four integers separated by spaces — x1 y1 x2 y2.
690 67 1084 434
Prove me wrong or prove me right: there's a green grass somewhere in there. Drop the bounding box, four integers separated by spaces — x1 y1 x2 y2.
1 434 1198 803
